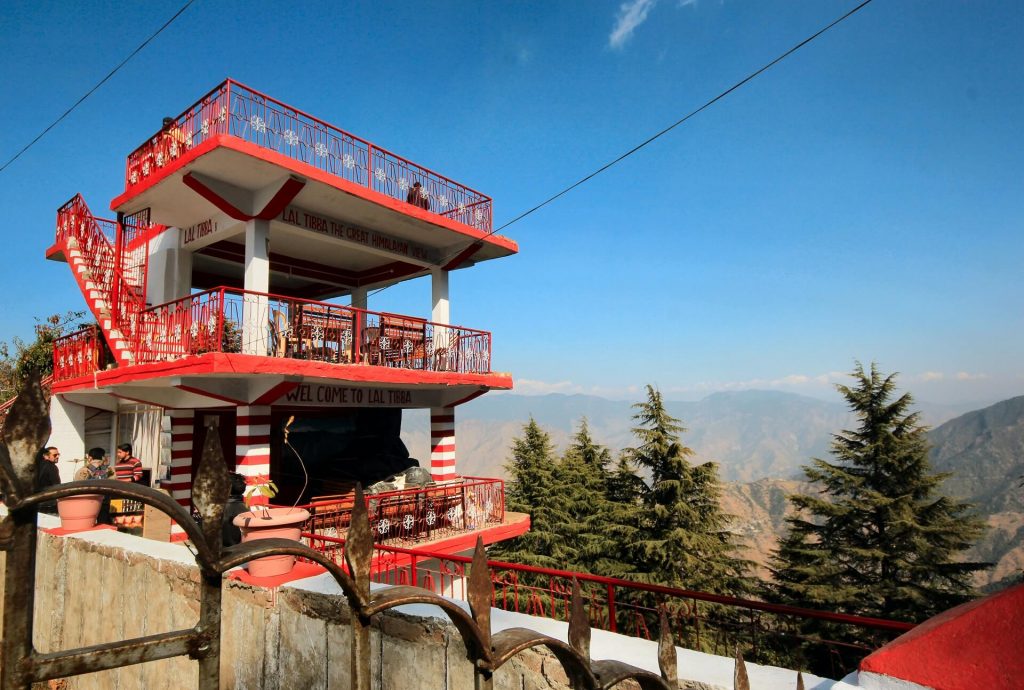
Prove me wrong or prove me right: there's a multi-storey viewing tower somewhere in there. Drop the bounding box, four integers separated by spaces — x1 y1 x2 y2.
46 79 526 547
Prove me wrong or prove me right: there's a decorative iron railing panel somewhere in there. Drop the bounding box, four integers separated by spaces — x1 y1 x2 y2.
52 327 109 383
300 477 505 546
303 537 917 680
133 287 493 374
124 80 493 232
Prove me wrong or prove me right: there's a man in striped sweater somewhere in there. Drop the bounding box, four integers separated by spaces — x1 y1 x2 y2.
113 443 143 483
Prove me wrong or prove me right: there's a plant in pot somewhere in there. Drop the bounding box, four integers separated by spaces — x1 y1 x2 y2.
233 475 310 578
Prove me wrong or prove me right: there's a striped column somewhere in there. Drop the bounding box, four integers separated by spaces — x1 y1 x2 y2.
166 409 195 542
430 407 457 481
236 405 272 505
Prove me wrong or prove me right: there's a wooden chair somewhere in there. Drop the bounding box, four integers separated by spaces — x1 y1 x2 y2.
380 315 427 368
270 309 290 357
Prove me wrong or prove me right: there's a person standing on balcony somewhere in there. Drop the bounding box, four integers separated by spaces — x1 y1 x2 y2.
34 447 62 514
114 443 143 483
406 180 430 211
161 116 191 160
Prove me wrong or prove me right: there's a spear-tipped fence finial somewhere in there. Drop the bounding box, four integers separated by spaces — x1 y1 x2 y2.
467 536 492 655
345 483 373 604
568 579 591 665
191 418 230 556
657 605 677 685
734 647 750 690
0 372 50 504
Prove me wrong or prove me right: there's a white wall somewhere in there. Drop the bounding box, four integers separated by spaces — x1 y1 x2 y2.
47 396 86 482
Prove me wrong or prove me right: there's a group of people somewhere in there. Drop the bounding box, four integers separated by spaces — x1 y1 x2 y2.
34 444 145 517
32 445 251 548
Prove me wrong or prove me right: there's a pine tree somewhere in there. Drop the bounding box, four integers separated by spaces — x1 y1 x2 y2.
624 385 750 594
598 455 646 579
556 419 607 559
490 418 571 569
770 363 988 621
557 419 633 575
769 363 989 674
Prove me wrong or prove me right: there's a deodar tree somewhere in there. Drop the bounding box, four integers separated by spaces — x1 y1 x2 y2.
770 362 988 673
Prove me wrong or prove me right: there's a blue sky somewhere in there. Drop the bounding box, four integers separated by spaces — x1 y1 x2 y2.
1 0 1021 405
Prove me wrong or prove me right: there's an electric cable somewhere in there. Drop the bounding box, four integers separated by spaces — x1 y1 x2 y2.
368 0 875 299
0 0 197 175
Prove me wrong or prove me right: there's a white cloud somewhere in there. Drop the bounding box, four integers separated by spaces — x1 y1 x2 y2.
955 371 989 381
668 371 848 395
609 0 658 49
919 371 945 382
513 379 577 395
509 379 641 399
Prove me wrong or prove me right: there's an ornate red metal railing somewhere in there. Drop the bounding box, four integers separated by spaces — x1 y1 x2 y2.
134 287 493 374
303 536 916 677
55 195 149 358
298 477 505 545
52 327 109 382
124 79 493 232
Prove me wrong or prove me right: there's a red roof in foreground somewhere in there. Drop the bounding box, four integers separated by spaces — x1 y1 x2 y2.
860 583 1024 690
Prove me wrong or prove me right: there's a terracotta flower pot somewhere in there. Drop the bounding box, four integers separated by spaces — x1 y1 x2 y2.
233 507 310 577
57 494 104 530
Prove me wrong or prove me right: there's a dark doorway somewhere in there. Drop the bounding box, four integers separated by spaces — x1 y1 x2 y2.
270 408 415 504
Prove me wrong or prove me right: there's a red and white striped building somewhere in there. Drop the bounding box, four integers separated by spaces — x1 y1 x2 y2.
44 79 528 548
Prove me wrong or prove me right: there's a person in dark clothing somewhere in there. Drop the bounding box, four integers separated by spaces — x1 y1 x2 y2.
222 473 249 547
406 180 430 211
35 447 62 514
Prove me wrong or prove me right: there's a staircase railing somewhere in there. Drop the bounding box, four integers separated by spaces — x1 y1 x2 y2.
51 327 110 382
56 195 148 361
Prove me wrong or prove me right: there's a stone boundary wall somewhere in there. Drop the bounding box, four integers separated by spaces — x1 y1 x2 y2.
0 521 840 690
0 527 580 690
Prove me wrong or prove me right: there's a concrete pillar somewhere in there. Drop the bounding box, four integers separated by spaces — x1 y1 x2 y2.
350 286 368 363
166 409 195 542
242 219 270 356
146 228 192 306
351 286 368 311
431 268 451 369
236 405 272 505
431 268 449 324
47 395 86 482
430 407 456 481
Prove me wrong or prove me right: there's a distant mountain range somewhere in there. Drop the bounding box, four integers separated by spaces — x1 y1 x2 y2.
402 390 983 482
401 389 1023 590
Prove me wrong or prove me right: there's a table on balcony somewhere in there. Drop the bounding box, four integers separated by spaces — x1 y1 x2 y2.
365 316 428 368
273 305 355 363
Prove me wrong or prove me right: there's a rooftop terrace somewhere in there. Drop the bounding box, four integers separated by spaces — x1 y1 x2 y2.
120 79 494 233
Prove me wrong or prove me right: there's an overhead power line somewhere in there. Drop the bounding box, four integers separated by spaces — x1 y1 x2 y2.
489 0 875 237
0 0 196 176
370 0 874 299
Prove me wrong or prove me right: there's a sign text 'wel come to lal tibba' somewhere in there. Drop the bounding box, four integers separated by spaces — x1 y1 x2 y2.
279 206 437 264
279 383 418 407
